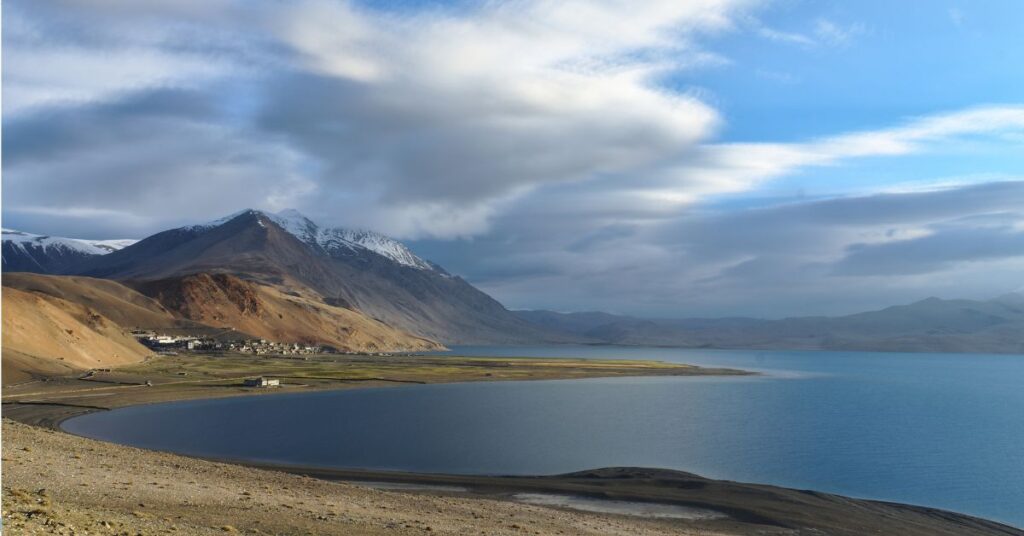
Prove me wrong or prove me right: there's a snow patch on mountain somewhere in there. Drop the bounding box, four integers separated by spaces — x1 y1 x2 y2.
265 209 320 245
2 228 137 255
89 239 139 253
188 209 257 231
317 227 435 270
260 209 434 269
194 209 434 270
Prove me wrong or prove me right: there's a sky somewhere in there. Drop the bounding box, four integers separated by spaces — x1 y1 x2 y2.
4 0 1024 318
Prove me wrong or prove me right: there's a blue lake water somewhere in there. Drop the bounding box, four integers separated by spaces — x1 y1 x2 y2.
62 346 1024 526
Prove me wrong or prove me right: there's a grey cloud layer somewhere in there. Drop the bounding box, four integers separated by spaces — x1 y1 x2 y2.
414 181 1024 317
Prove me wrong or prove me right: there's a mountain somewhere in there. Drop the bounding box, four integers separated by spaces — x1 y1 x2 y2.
67 209 564 344
2 273 209 384
2 228 135 274
516 292 1024 354
1 270 438 385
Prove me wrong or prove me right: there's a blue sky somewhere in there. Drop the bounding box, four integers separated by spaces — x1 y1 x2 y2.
4 0 1024 317
693 0 1024 141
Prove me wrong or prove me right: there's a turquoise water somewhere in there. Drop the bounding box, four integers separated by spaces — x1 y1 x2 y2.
63 346 1024 526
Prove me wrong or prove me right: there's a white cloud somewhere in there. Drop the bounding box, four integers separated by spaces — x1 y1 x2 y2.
255 0 755 237
812 18 865 46
646 105 1024 205
1 1 266 116
3 46 233 115
757 26 815 46
753 16 864 49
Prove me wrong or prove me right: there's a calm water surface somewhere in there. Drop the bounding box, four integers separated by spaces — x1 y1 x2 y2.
63 346 1024 526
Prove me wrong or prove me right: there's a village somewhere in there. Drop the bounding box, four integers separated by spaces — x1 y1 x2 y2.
130 330 401 358
132 331 328 356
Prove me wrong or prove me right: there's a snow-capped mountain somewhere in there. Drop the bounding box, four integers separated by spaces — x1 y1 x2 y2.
196 209 435 271
3 229 136 255
2 228 137 273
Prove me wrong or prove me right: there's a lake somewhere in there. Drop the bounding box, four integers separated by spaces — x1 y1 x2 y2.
62 346 1024 526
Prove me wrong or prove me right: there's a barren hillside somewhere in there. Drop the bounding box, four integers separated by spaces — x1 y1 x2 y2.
2 287 150 385
132 273 442 352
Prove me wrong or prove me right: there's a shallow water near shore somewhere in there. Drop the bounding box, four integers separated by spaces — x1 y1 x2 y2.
512 493 726 520
63 346 1024 526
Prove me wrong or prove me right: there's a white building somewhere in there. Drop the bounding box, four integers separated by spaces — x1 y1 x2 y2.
243 377 280 388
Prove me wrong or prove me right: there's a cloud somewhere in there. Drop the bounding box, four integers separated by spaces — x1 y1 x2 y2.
833 212 1024 276
2 88 314 238
757 26 815 46
753 17 864 49
812 18 865 46
652 105 1024 203
414 181 1024 317
0 1 260 115
656 181 1024 313
255 0 752 237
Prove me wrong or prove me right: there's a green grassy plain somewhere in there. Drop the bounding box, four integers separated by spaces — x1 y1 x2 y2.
2 352 747 428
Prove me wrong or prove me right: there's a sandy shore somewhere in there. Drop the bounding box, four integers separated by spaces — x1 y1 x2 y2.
3 354 1021 535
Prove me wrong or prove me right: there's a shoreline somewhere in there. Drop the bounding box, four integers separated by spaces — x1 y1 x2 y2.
4 355 1022 535
210 460 1024 533
2 352 750 429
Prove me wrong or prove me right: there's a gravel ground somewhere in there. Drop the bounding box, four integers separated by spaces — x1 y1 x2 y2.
2 420 722 536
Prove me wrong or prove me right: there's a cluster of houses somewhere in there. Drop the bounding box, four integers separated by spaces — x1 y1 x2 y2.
224 340 324 356
132 331 328 356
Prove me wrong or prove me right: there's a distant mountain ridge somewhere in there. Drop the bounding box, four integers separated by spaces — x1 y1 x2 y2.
2 228 136 273
516 292 1024 354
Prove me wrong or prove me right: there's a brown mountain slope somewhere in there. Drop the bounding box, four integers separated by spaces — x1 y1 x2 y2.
2 287 150 385
3 272 193 330
131 273 442 352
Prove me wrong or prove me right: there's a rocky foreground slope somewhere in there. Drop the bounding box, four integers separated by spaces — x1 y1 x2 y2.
1 420 705 536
